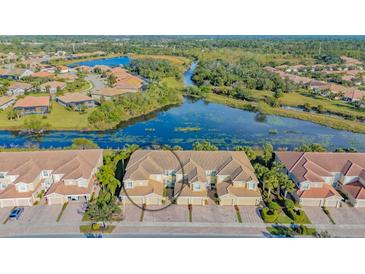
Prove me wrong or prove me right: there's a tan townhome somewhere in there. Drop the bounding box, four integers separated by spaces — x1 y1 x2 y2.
121 150 261 206
276 152 365 207
0 149 103 208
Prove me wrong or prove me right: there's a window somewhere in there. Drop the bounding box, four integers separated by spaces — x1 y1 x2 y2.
248 182 255 190
18 184 27 192
0 173 5 179
42 170 49 177
301 182 310 190
126 181 133 189
193 183 201 191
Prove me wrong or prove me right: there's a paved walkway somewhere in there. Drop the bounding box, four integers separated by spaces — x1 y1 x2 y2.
328 207 365 225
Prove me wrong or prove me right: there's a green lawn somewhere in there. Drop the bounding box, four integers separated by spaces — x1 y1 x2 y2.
206 92 365 134
0 102 92 130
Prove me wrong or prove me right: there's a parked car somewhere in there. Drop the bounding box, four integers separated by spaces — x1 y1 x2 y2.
9 207 24 220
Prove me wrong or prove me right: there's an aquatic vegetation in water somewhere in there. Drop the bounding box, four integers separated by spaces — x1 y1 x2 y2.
174 127 202 132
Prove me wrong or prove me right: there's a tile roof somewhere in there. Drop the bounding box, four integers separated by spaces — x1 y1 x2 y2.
276 152 365 183
343 181 365 200
8 82 32 90
40 81 66 89
0 149 103 184
297 184 341 199
14 96 50 108
93 87 131 97
57 93 94 103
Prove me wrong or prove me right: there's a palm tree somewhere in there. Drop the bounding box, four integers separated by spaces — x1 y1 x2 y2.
280 175 295 198
264 171 279 200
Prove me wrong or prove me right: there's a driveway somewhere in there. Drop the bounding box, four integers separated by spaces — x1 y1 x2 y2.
0 208 11 223
123 205 143 222
86 74 105 92
143 205 189 222
238 206 263 224
59 203 83 224
192 204 237 223
328 207 365 225
302 207 332 225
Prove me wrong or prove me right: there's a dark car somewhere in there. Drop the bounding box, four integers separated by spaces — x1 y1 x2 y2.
9 207 24 220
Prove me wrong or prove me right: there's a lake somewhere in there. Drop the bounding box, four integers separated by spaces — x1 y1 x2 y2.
68 56 131 67
1 58 365 151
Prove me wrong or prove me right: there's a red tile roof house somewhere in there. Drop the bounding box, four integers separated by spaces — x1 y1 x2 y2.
6 82 33 96
56 93 98 110
276 152 365 207
13 96 50 115
0 149 103 207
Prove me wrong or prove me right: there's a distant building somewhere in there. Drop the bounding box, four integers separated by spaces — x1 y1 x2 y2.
13 96 50 115
0 68 32 80
39 81 66 94
7 82 33 96
56 93 98 110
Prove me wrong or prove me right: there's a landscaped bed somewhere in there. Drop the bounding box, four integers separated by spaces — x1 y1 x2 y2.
80 224 116 234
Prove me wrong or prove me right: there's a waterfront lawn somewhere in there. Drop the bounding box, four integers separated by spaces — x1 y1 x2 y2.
129 54 190 72
0 103 92 130
206 92 365 134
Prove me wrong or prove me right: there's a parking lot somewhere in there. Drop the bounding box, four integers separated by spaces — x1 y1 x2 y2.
328 207 365 225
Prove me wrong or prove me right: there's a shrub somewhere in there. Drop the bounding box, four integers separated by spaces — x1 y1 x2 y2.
91 223 101 231
287 208 306 223
261 207 279 223
268 201 280 211
284 199 295 209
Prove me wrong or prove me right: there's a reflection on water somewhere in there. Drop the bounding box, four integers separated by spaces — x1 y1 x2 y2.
1 97 365 151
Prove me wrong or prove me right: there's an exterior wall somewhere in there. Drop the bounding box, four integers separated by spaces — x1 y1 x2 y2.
121 194 163 205
14 106 49 115
0 197 33 208
7 88 25 96
220 195 261 206
299 197 341 207
176 196 207 205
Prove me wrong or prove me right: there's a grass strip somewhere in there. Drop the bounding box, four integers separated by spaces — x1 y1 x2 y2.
234 205 243 223
322 207 336 224
56 202 68 222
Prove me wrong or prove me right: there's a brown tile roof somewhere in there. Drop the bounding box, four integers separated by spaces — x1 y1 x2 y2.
0 96 14 106
125 150 257 183
14 96 50 108
40 81 66 89
297 184 341 199
31 71 54 78
217 181 261 197
343 181 365 200
93 87 130 97
0 180 42 199
121 179 164 197
8 82 32 90
57 93 94 103
46 176 95 196
0 149 103 184
276 152 365 183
